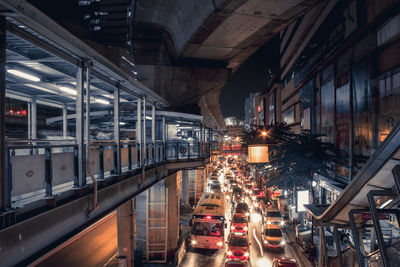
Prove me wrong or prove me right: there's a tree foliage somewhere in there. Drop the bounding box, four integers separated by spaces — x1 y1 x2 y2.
243 123 341 190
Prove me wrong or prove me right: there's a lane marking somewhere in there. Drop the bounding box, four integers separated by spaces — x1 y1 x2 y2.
252 228 263 257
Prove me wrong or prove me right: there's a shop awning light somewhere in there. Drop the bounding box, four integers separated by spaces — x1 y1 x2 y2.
59 86 77 95
7 69 40 82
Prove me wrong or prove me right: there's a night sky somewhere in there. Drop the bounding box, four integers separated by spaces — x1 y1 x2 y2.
219 36 280 119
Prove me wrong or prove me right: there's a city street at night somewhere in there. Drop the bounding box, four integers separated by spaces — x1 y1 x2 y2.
1 1 400 267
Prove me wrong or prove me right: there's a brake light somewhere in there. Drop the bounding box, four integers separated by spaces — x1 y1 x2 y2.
259 192 263 195
206 215 212 220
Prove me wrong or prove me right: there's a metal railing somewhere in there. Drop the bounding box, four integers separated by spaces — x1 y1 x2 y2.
3 139 212 210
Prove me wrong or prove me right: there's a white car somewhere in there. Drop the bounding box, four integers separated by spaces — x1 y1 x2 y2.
264 209 284 226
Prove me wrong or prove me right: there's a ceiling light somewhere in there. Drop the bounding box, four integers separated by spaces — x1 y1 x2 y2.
119 122 126 125
7 69 40 82
59 86 77 95
102 94 114 99
93 98 110 105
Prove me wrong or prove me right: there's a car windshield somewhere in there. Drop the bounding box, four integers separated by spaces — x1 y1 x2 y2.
232 216 247 223
265 228 283 237
211 185 221 190
191 222 223 236
267 211 282 217
236 204 249 212
229 237 248 247
226 263 247 267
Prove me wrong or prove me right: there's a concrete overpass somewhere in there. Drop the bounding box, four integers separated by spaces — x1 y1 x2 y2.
134 0 323 130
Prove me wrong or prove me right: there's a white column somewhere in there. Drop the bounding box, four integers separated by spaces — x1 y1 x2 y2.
31 97 37 140
151 103 156 162
63 104 68 139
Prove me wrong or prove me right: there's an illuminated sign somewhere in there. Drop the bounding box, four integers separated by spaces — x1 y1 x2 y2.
296 190 309 212
247 145 268 163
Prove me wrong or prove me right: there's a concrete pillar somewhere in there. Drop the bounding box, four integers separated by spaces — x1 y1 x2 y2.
117 199 134 267
181 170 190 209
165 173 180 260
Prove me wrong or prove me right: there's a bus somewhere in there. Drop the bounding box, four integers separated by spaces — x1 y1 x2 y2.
190 192 226 249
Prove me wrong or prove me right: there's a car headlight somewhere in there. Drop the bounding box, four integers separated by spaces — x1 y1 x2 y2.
231 226 235 230
244 252 249 257
217 241 223 247
227 251 232 256
191 240 197 245
245 212 250 217
280 221 285 226
263 240 268 244
253 203 258 207
280 240 285 246
226 195 230 200
266 221 271 224
243 226 248 231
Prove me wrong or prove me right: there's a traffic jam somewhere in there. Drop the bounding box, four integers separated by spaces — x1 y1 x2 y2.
183 156 304 267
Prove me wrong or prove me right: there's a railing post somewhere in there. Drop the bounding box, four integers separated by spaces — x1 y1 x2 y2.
176 142 179 160
128 143 132 170
44 147 53 197
73 145 79 187
99 145 104 180
187 142 190 159
4 146 11 209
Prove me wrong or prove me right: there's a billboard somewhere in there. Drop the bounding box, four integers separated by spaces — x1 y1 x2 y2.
297 190 309 212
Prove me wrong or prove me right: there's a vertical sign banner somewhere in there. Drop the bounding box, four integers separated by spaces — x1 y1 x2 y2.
297 190 309 212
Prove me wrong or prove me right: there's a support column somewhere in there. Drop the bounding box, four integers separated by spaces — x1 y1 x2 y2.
151 103 156 163
114 86 121 174
181 170 190 209
117 199 134 267
28 101 31 139
76 62 85 187
84 63 91 187
0 16 6 211
31 97 37 154
31 97 37 140
142 97 147 165
136 98 142 167
63 104 68 139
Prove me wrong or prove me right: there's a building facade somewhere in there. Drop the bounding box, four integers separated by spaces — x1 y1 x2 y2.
275 0 400 204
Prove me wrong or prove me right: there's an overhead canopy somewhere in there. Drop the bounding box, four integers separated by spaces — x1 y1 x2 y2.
305 122 400 226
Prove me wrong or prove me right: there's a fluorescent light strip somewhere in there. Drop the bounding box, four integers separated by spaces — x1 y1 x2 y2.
7 69 40 82
59 86 77 95
93 98 110 105
379 199 393 209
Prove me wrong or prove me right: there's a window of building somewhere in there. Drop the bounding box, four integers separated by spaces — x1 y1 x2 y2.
377 14 400 46
283 106 295 125
379 71 400 98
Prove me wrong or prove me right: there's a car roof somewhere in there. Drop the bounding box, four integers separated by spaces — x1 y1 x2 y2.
233 213 247 217
265 224 281 229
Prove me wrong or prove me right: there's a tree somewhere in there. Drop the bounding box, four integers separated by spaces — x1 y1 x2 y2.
243 123 341 190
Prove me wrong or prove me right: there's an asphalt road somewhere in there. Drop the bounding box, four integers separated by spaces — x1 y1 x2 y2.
179 194 312 267
33 212 117 267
